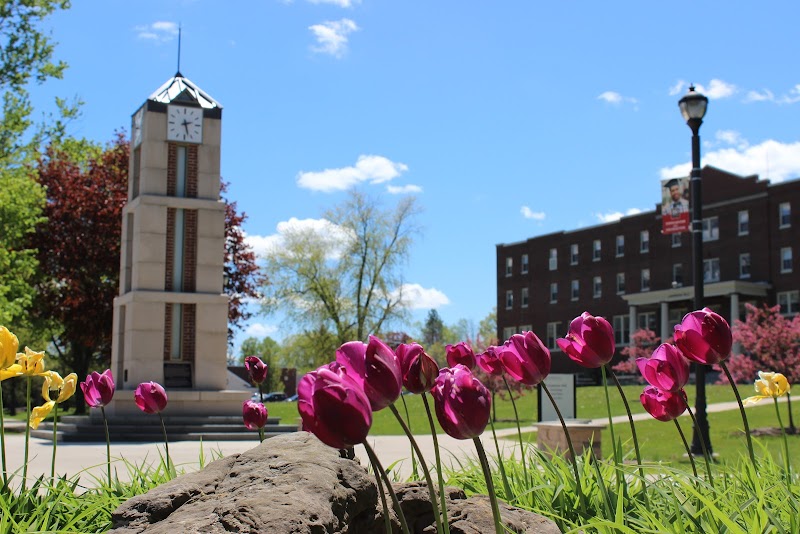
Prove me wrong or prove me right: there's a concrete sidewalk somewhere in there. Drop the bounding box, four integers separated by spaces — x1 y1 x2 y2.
0 397 782 488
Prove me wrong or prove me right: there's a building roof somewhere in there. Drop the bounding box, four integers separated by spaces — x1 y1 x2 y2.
148 72 222 109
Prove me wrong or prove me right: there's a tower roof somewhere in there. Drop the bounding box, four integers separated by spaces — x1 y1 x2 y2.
148 72 222 109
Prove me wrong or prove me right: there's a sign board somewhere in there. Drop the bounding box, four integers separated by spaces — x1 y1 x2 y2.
538 374 576 422
661 176 690 234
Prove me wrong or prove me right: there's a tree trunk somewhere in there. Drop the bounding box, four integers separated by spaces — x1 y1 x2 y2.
71 345 91 415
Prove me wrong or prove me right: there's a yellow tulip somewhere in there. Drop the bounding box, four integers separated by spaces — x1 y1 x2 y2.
0 326 19 369
16 347 46 376
29 401 56 429
29 371 77 429
0 364 23 382
743 371 791 406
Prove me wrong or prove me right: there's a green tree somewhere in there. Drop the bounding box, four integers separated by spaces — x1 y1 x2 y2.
279 327 340 372
240 336 281 392
478 307 497 346
421 309 444 346
262 191 419 345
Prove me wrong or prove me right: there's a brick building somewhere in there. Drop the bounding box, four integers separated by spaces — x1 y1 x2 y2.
496 167 800 374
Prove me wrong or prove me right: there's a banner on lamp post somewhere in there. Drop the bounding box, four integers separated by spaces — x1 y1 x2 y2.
661 176 690 234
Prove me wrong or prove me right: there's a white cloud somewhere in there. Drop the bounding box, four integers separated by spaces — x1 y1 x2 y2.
386 184 422 194
669 79 737 100
307 0 360 6
715 129 749 150
308 18 358 58
744 84 800 105
597 91 638 107
520 206 546 220
244 323 279 338
660 136 800 183
135 21 179 42
297 155 408 192
744 89 775 103
595 208 643 223
245 218 353 259
392 283 450 309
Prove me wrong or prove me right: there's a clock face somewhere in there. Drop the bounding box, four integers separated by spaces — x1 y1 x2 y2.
132 107 144 148
167 105 203 144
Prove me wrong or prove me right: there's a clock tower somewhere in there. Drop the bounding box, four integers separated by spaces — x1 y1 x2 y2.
109 72 245 415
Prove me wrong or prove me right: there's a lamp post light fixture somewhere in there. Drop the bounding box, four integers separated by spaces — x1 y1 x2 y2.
678 84 711 455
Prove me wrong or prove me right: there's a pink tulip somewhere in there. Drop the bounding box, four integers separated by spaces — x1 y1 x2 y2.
396 343 439 394
242 400 268 430
557 312 616 368
640 386 687 422
244 356 268 384
134 382 168 414
335 335 402 411
298 362 373 449
80 370 115 408
476 346 504 376
445 341 476 370
497 331 551 386
432 364 491 440
673 307 732 365
636 343 690 393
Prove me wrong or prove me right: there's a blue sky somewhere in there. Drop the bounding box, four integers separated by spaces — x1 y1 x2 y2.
31 1 800 353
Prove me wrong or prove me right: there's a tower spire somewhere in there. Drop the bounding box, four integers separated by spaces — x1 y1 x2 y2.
176 23 182 77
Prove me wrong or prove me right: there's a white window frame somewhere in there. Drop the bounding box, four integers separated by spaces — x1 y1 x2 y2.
641 268 650 291
612 315 629 346
546 322 561 350
739 253 751 279
703 258 720 283
781 247 793 273
777 290 799 315
502 326 517 341
570 243 579 265
505 257 513 277
549 282 557 304
640 230 649 253
779 202 791 229
549 248 557 271
616 272 625 294
672 233 682 248
521 287 529 308
738 210 749 236
638 311 656 332
570 279 579 301
672 263 683 286
702 216 719 242
505 290 513 309
593 239 601 261
593 276 602 298
616 235 625 257
521 254 529 274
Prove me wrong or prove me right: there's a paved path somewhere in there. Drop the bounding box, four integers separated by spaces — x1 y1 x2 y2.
0 398 783 489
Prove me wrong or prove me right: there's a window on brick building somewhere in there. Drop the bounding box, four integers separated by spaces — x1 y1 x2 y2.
703 258 720 283
779 202 791 228
593 276 602 298
505 290 513 309
521 254 529 274
616 235 625 257
616 272 625 294
638 312 656 331
549 282 557 303
781 247 793 273
546 322 561 350
777 291 799 315
702 216 719 241
505 257 513 277
502 326 517 340
672 264 683 286
641 268 650 291
521 287 529 308
640 230 649 253
593 239 601 261
739 253 751 278
672 233 682 248
612 315 629 345
571 280 579 300
738 210 749 235
570 244 579 265
549 248 557 271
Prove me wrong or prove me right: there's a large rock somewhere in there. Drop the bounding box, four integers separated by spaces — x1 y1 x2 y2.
111 432 560 533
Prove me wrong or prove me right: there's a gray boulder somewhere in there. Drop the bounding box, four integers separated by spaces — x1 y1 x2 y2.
111 432 560 533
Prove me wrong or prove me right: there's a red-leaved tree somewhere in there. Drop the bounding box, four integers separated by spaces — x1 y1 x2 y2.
720 303 800 431
612 328 661 377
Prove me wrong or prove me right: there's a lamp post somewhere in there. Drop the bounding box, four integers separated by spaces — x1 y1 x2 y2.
678 85 711 455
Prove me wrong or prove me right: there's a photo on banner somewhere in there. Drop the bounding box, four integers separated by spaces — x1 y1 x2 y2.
661 176 690 234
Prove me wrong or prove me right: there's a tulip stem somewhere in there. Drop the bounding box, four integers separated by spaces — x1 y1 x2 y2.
541 382 588 514
600 366 622 488
502 376 529 486
0 381 7 487
22 376 31 492
101 406 112 487
673 418 698 479
370 449 393 534
51 402 58 481
421 393 450 534
472 437 504 534
400 394 419 481
158 412 173 479
609 369 647 506
363 440 411 534
684 403 714 487
773 397 791 486
258 427 264 443
719 361 756 468
389 403 443 534
489 415 514 502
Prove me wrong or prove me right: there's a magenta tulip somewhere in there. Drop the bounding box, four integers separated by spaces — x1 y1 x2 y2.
242 400 268 430
557 312 616 368
497 331 551 386
673 307 732 365
335 335 402 411
431 364 491 440
476 346 504 376
244 356 268 384
637 343 690 393
445 341 476 370
396 343 439 394
80 370 115 408
298 362 373 449
640 386 688 422
134 382 168 414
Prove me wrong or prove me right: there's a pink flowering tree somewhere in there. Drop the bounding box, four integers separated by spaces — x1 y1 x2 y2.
719 303 800 432
612 329 661 377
